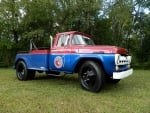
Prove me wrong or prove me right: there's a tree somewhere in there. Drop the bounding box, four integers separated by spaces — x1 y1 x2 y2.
107 0 133 47
0 0 149 68
0 0 22 66
53 0 102 34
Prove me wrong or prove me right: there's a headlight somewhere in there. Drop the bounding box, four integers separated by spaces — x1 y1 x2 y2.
127 56 132 64
115 54 120 65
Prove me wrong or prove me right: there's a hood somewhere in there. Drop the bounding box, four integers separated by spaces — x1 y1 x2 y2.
77 45 128 54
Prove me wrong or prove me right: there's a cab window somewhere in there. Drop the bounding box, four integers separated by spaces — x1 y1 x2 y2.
57 35 70 47
72 34 95 45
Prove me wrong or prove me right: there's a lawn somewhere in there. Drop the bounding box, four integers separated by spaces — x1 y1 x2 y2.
0 69 149 113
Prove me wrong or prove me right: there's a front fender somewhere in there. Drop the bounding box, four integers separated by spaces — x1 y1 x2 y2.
72 53 115 75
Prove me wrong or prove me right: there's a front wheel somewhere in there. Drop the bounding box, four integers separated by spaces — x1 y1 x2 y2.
79 61 105 92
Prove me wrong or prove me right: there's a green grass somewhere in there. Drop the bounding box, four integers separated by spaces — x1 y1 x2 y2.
0 69 149 113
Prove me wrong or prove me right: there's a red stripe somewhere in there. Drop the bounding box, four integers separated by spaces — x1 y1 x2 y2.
31 50 49 54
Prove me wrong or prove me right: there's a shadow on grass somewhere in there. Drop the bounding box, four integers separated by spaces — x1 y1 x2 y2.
33 73 79 86
33 73 128 93
35 73 78 81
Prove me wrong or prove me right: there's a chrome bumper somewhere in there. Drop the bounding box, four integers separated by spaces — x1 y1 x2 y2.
113 68 133 79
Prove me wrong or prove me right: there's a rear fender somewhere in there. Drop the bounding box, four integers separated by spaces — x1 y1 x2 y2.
15 57 30 69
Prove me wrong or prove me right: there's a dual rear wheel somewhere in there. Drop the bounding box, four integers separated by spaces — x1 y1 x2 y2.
16 61 35 80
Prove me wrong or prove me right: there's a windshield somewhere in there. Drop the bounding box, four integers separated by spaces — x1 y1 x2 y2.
72 34 95 45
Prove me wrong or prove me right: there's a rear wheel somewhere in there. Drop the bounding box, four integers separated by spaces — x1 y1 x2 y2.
16 61 35 80
79 61 105 92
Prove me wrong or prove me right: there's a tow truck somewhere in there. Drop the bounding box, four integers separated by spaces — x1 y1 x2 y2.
14 31 133 92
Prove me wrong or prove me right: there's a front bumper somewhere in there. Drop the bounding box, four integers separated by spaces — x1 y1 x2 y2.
113 68 133 79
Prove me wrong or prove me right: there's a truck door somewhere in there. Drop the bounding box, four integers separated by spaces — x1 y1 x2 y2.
49 34 72 73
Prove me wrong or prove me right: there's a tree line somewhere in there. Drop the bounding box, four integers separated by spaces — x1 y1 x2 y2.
0 0 150 69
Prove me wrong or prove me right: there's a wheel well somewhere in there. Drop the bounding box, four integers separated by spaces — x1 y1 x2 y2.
15 59 25 69
74 58 105 74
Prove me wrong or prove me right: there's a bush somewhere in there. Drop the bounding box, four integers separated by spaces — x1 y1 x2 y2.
0 62 8 68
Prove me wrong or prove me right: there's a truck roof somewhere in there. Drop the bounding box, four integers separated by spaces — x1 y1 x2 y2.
56 31 92 38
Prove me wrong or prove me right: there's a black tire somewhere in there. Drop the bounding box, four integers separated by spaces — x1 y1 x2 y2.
16 61 35 80
79 61 105 92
